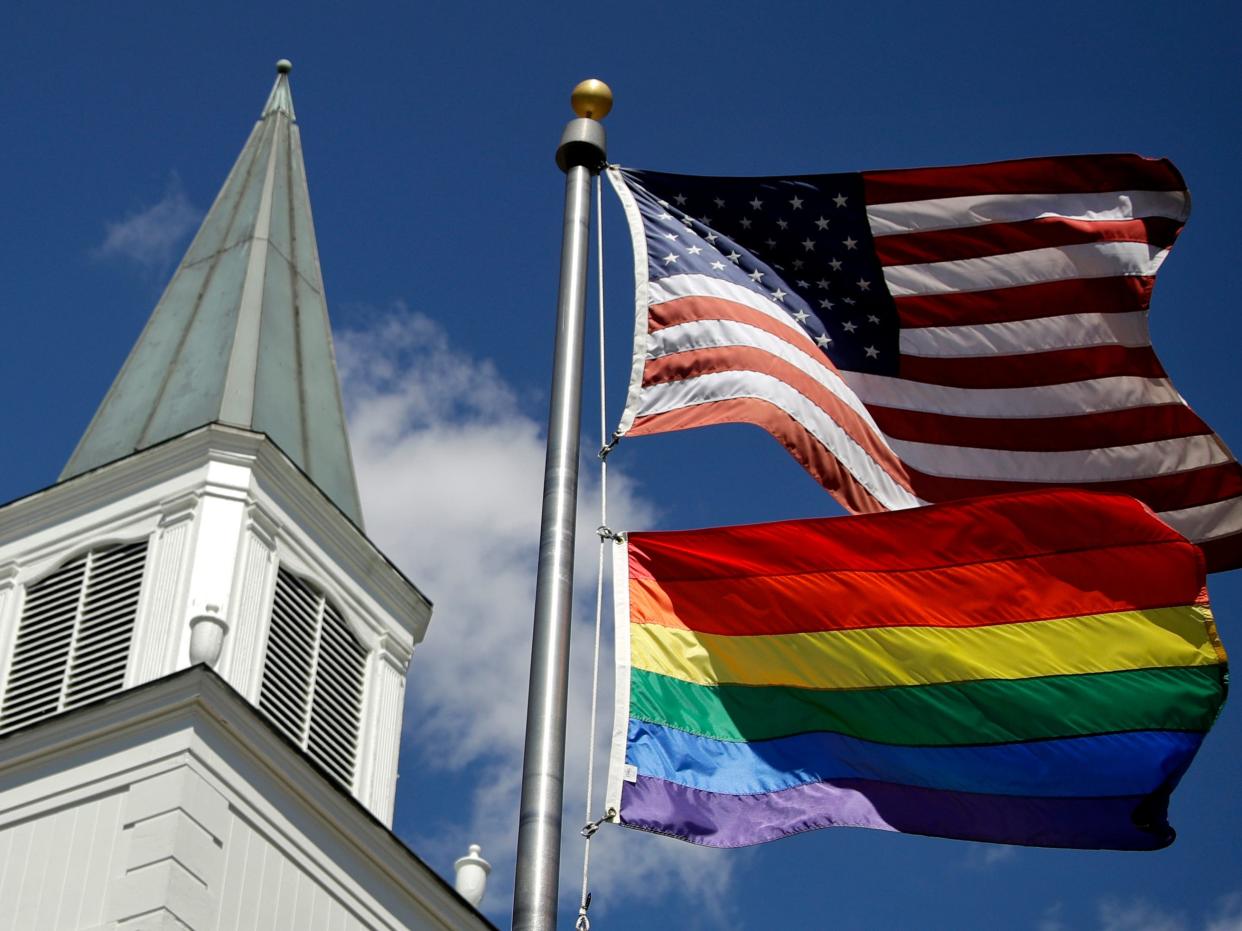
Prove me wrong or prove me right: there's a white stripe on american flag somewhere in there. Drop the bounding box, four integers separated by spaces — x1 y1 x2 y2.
866 189 1189 236
882 241 1171 297
887 434 1232 484
645 319 883 432
1160 498 1242 543
649 275 807 341
637 372 922 509
900 311 1151 357
842 371 1184 418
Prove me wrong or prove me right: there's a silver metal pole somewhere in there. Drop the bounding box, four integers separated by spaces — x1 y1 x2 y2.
513 82 611 931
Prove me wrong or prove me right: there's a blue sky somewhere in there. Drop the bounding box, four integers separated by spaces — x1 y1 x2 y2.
4 2 1242 928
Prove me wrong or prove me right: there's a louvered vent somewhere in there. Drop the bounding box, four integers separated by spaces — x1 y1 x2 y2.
259 567 367 788
1 540 148 733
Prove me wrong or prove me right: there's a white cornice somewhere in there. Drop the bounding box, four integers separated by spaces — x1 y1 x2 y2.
0 667 494 931
0 426 430 653
159 491 200 527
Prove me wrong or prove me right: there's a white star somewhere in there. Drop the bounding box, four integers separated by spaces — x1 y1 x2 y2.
726 250 741 263
796 279 810 288
790 195 804 210
857 278 871 291
658 211 673 220
802 238 816 251
663 252 679 265
749 195 764 210
772 288 788 302
765 238 777 248
776 219 789 230
815 333 831 347
865 345 879 358
829 258 844 271
843 297 856 305
816 278 830 289
867 314 880 324
842 320 857 332
701 216 712 225
714 197 725 208
710 260 726 270
815 216 830 230
749 269 765 282
833 194 848 207
658 199 670 207
819 298 835 310
793 259 804 270
739 217 752 229
682 216 695 228
705 232 718 244
664 232 679 241
674 193 688 205
843 237 858 250
688 245 703 255
792 308 808 322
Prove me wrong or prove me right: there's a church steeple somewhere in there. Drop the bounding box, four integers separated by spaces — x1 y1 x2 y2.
0 62 430 828
61 60 363 527
0 64 495 931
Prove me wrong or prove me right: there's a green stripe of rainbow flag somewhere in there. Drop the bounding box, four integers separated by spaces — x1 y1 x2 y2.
630 665 1226 747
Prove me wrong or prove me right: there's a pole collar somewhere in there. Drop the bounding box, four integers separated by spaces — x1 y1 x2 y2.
556 118 607 174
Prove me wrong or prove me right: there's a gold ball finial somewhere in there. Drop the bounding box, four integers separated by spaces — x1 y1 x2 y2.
571 79 613 121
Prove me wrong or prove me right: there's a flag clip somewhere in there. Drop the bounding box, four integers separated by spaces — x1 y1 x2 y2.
576 893 593 931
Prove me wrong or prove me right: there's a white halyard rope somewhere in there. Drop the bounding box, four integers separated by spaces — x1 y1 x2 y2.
577 171 610 931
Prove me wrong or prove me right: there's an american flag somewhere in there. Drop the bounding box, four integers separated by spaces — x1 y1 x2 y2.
607 156 1242 572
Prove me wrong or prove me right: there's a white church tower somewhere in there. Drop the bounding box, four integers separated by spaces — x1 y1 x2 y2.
0 62 492 930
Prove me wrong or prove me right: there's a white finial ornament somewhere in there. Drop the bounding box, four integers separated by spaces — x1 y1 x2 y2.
263 60 297 120
188 609 229 667
453 843 491 907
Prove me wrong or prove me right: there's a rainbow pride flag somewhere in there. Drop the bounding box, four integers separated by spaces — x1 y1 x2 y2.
604 490 1227 849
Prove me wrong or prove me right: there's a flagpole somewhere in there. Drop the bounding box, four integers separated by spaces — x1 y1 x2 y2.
513 80 611 931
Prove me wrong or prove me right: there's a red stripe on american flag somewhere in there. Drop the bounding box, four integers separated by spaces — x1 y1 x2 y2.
642 345 913 488
630 398 891 515
648 295 827 360
899 346 1167 389
874 217 1183 266
862 154 1185 204
896 277 1155 328
1200 532 1242 575
866 404 1215 453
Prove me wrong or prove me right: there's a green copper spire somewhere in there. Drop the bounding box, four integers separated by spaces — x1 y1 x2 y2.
62 61 364 526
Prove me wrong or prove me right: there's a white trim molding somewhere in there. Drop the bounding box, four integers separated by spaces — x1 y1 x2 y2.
0 425 428 821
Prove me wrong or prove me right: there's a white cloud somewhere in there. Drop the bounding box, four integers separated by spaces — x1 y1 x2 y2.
339 306 738 923
1031 894 1242 931
962 843 1018 870
1038 902 1066 931
1206 894 1242 931
1092 895 1242 931
93 174 200 269
1097 899 1187 931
